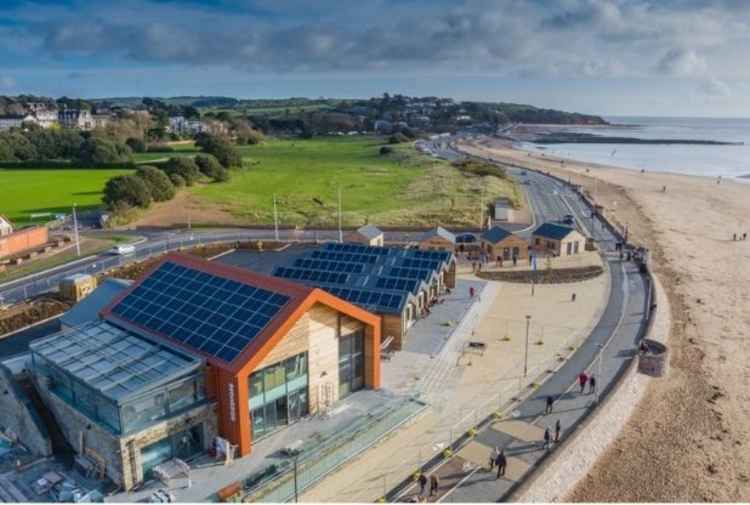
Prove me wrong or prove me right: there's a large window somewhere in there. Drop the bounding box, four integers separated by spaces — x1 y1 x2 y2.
141 425 204 480
339 330 364 399
248 353 308 440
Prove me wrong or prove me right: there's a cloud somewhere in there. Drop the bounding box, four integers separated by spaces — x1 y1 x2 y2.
698 77 731 97
657 48 708 76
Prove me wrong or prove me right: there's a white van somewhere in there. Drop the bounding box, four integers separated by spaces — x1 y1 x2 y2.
111 244 136 255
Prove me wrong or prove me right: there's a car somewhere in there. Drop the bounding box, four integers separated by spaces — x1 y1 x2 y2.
110 244 136 255
561 214 575 225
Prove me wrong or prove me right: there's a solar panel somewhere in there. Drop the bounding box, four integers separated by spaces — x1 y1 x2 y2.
389 267 432 281
110 261 290 364
273 267 348 285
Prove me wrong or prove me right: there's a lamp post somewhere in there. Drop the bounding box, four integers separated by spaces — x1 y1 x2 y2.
72 203 81 257
524 315 531 377
596 343 604 403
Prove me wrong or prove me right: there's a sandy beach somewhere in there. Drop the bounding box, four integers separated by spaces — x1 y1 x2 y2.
460 138 750 501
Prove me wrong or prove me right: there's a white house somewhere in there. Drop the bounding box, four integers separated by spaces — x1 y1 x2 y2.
58 109 93 130
0 114 36 131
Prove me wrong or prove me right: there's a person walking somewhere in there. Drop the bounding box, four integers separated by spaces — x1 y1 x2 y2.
418 473 427 496
578 371 588 394
744 232 747 241
469 286 475 298
429 474 439 497
733 233 737 241
495 450 507 479
571 292 577 302
545 395 554 415
543 427 551 450
589 375 597 395
554 419 561 443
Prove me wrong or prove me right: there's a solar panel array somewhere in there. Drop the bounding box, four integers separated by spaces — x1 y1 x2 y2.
274 267 349 284
294 258 365 274
272 242 455 315
110 261 290 364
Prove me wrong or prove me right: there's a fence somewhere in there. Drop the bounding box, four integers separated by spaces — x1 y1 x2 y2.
240 397 427 502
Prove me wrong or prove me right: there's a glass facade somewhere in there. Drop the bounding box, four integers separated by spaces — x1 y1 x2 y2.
249 353 308 440
32 352 206 435
141 425 204 479
339 330 364 399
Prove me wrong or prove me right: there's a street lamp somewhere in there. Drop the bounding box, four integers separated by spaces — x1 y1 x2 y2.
524 315 531 377
596 343 604 403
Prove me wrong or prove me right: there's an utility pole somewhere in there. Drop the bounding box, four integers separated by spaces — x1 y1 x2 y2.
72 204 81 257
273 194 280 241
338 185 343 243
524 315 531 377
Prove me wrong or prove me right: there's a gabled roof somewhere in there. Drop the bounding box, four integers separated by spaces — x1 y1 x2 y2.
101 253 379 375
533 222 577 241
480 226 514 244
356 224 383 240
421 226 455 244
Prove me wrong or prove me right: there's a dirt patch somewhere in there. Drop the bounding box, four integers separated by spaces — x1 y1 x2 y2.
0 294 72 336
477 265 603 284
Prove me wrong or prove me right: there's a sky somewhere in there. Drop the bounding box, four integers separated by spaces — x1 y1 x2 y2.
2 0 750 117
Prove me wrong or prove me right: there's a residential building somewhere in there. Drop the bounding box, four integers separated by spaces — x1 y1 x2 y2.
28 253 382 490
419 226 456 253
531 222 586 257
0 215 12 237
58 109 93 130
92 114 112 129
345 225 384 247
0 114 36 130
493 198 517 223
29 106 59 128
480 226 529 262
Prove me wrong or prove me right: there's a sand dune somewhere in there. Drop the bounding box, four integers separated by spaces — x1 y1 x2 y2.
462 138 750 501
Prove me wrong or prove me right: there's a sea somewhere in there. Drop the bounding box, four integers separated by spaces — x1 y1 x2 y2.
521 116 750 179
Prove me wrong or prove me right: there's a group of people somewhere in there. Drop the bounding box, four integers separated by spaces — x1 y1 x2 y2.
732 232 747 241
578 371 596 395
488 447 507 479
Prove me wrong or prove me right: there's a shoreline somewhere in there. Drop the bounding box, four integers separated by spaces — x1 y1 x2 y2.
460 137 750 501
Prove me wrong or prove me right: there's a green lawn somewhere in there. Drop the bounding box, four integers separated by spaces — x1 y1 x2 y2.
191 137 522 227
0 168 133 227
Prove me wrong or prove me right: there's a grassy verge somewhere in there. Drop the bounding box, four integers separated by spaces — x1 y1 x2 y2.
191 137 522 227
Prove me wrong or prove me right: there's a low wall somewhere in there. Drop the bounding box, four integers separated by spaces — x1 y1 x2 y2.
512 275 670 502
0 226 49 259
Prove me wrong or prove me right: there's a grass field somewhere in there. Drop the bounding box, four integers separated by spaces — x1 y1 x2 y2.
190 137 521 227
0 168 133 226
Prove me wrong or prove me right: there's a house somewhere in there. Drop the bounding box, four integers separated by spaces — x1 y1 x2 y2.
0 114 36 130
480 226 529 262
28 253 382 490
92 113 112 128
531 222 586 257
272 242 455 348
29 106 59 128
345 225 384 247
0 215 12 237
374 120 393 134
419 226 456 253
58 109 93 130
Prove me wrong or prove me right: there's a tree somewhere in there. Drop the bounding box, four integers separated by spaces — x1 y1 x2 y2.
126 137 146 153
388 133 409 144
103 175 152 209
136 165 175 202
5 132 38 160
195 154 224 180
169 173 186 188
77 137 132 165
163 157 200 186
195 133 242 168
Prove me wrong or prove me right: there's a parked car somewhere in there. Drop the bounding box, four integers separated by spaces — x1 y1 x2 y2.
111 244 136 255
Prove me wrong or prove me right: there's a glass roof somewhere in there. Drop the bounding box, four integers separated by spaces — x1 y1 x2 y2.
30 320 201 403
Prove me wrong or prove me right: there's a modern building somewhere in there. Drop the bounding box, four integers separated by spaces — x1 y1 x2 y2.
480 226 529 262
419 226 456 253
531 222 586 257
345 225 384 247
58 109 93 130
29 253 382 490
272 242 456 348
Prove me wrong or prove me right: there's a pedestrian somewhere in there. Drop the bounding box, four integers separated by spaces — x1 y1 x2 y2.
429 474 439 497
469 286 475 298
545 395 554 415
589 375 597 395
578 371 588 394
733 233 737 241
744 232 747 241
418 473 427 496
571 292 577 302
512 255 517 267
495 450 507 479
543 427 551 450
554 419 561 443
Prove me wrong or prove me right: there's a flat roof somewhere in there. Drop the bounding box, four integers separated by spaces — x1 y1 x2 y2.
30 320 201 404
60 278 131 328
273 242 454 315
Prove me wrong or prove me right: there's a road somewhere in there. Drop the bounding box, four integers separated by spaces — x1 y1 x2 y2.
391 137 651 502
